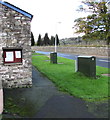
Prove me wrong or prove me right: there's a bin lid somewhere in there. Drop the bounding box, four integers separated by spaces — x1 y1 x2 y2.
78 56 95 58
50 52 57 53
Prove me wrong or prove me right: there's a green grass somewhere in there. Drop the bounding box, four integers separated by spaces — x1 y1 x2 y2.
32 55 109 102
32 53 44 55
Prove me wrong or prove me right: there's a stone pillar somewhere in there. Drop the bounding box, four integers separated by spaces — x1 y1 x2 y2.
0 89 3 114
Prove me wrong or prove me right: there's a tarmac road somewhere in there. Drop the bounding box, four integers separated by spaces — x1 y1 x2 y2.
3 66 98 119
36 51 110 68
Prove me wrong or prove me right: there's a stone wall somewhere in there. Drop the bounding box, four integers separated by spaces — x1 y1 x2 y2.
0 4 32 88
32 46 109 57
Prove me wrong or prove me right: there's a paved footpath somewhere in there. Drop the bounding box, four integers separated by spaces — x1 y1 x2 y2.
3 66 98 118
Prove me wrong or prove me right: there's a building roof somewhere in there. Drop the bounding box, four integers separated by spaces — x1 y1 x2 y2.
0 1 33 20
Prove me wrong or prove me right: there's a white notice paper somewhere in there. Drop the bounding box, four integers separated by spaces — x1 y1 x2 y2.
15 51 21 58
5 52 14 62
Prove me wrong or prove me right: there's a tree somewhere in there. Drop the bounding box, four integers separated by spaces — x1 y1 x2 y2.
50 36 55 45
31 32 35 46
43 33 50 46
37 34 42 46
74 0 110 44
56 34 60 45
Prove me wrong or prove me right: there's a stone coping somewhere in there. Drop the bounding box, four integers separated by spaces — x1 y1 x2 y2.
3 63 22 66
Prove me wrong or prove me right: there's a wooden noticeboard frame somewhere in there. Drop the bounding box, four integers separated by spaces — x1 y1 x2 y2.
3 48 22 64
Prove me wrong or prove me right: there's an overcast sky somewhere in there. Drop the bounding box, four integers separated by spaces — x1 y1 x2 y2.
4 0 88 40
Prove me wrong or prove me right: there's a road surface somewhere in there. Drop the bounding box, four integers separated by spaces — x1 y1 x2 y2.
35 51 110 68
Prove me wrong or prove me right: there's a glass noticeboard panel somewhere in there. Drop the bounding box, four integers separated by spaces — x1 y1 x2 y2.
5 52 14 62
15 51 21 58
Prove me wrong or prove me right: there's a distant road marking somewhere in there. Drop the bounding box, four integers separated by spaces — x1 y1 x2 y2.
99 60 110 62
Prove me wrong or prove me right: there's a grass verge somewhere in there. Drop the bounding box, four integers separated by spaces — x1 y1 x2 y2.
32 54 109 102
